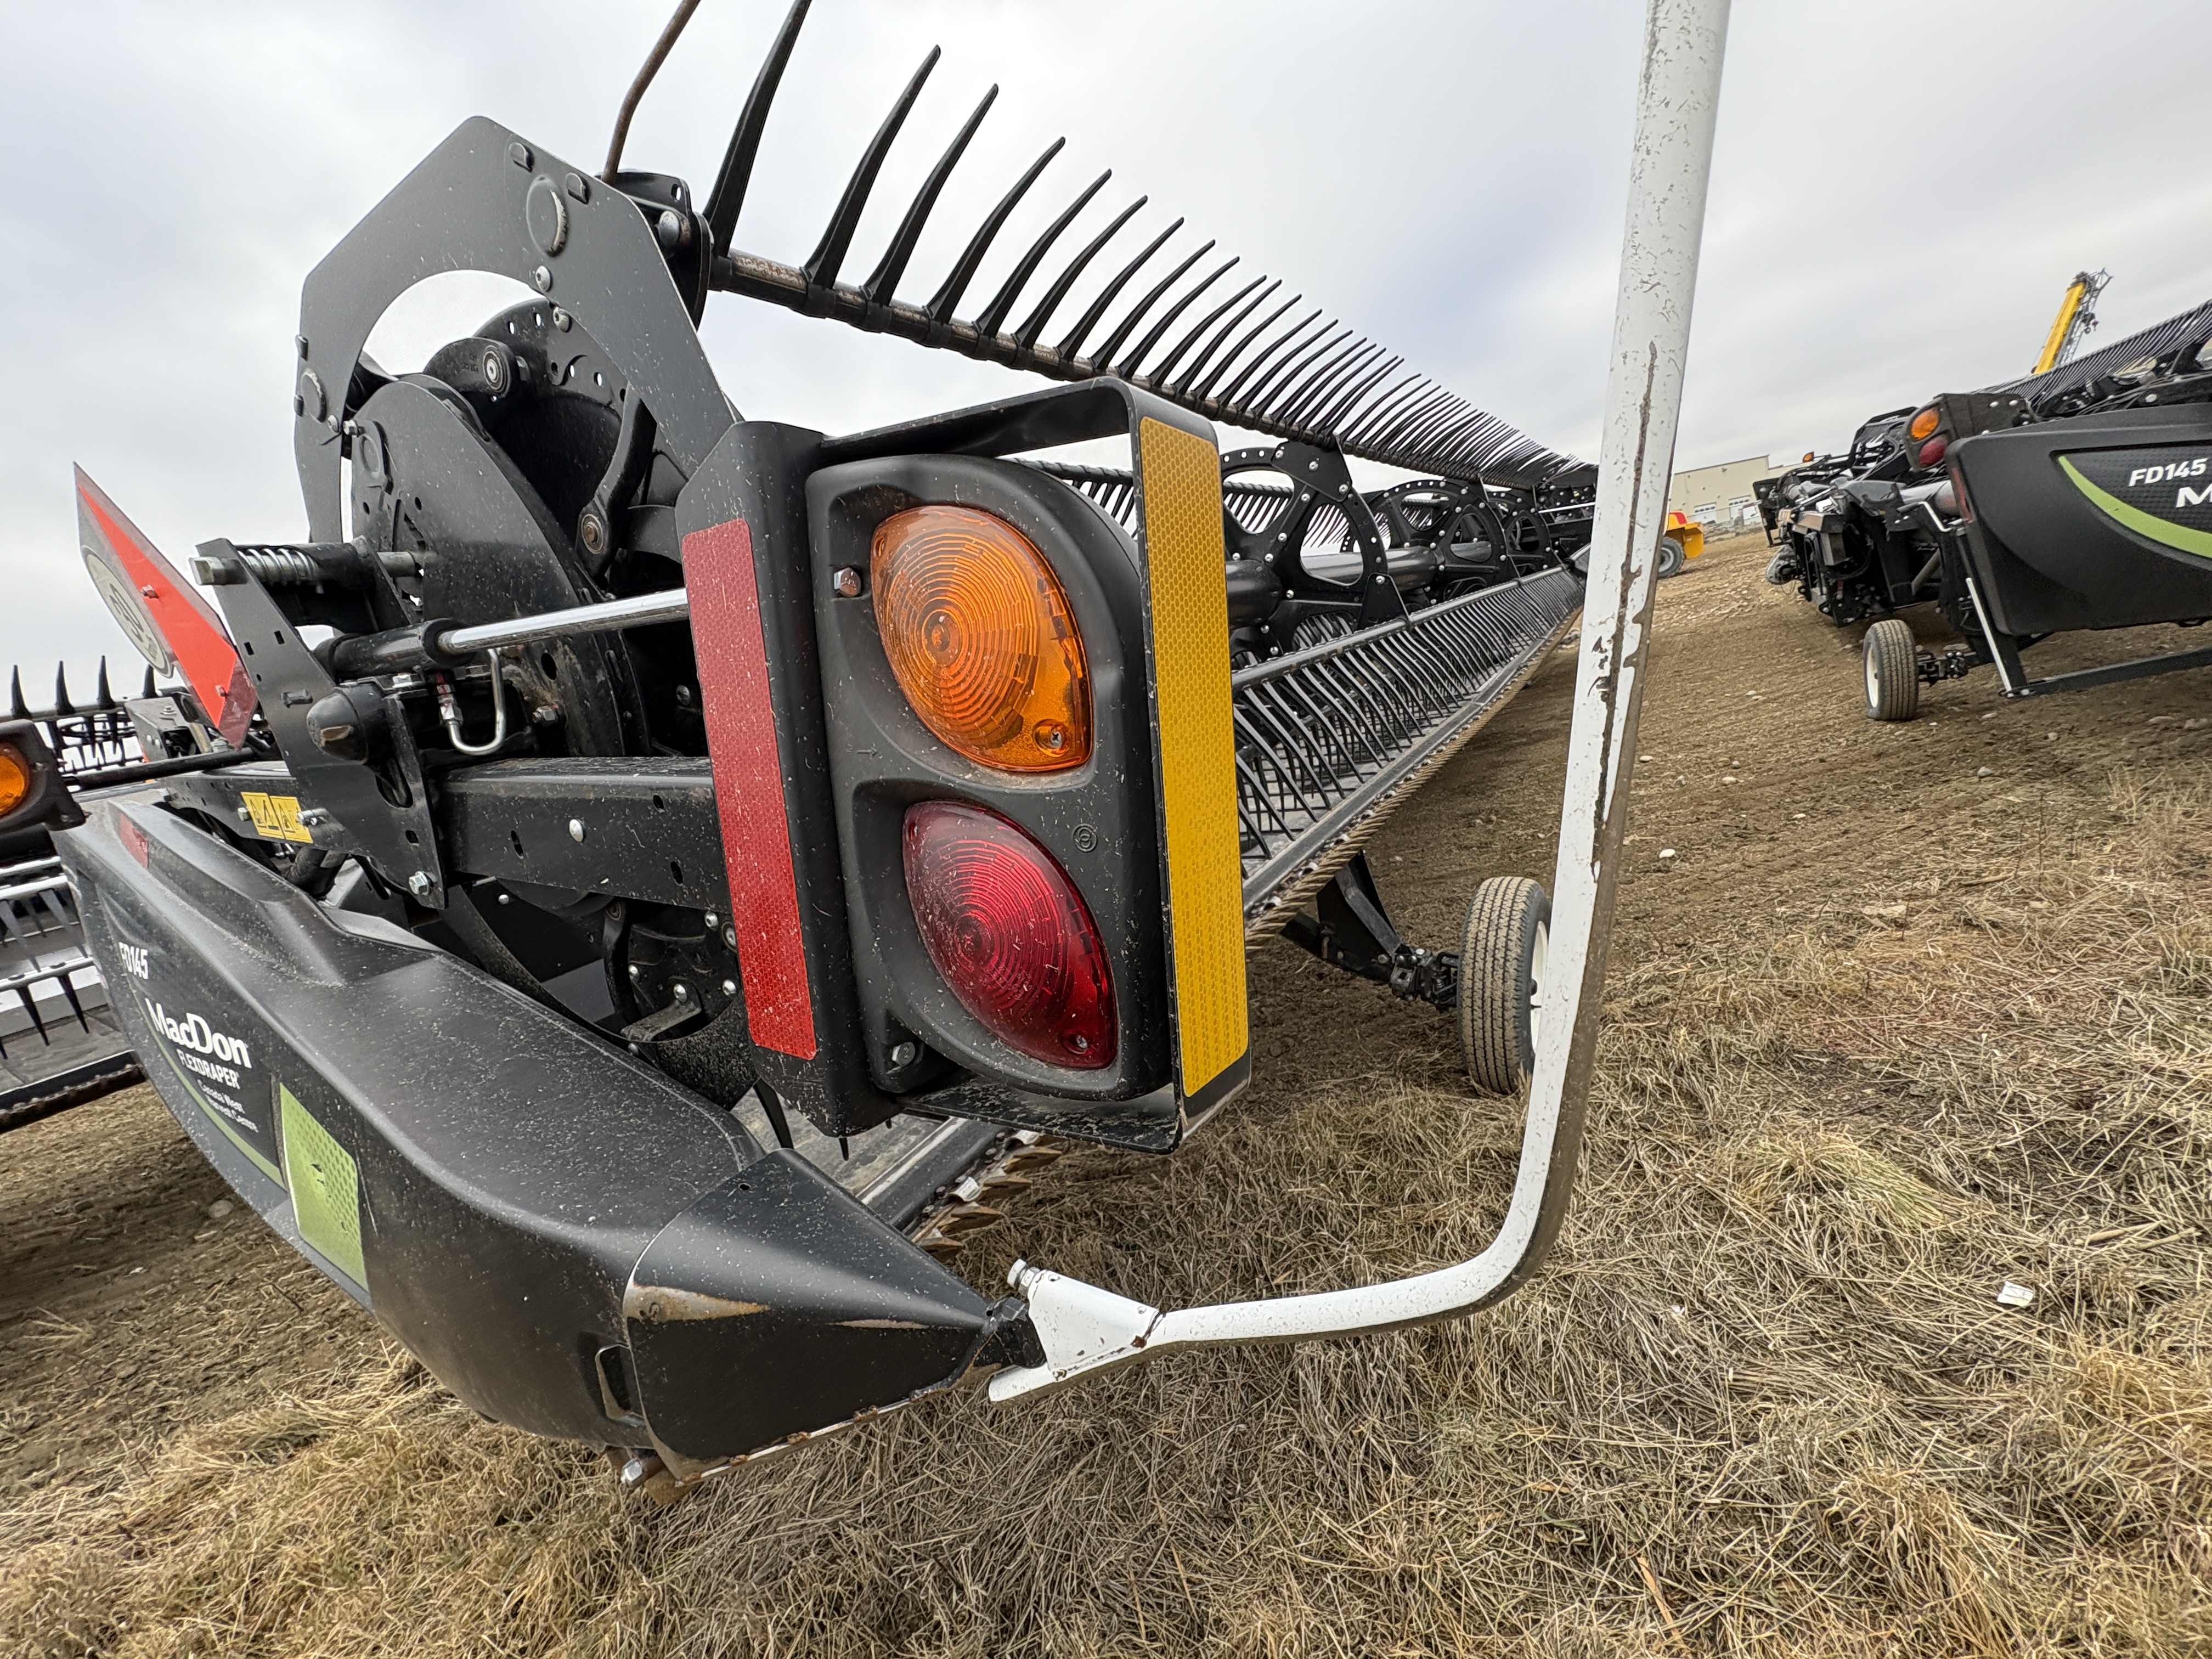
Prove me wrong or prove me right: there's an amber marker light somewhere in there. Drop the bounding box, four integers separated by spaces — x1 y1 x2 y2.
0 743 30 819
1908 407 1941 442
871 505 1092 772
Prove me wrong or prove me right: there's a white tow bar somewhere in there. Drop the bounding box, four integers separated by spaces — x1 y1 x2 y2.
989 0 1732 1406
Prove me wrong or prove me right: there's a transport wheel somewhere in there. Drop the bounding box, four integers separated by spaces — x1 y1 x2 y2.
1862 617 1921 722
1655 537 1686 579
1459 876 1550 1094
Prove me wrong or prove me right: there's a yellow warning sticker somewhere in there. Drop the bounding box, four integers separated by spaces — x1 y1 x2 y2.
240 791 312 843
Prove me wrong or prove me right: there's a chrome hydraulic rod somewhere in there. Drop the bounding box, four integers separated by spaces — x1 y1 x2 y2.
329 588 697 680
989 0 1731 1404
436 588 692 654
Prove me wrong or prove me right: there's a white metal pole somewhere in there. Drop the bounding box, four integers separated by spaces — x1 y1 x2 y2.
1518 0 1734 1291
988 0 1733 1403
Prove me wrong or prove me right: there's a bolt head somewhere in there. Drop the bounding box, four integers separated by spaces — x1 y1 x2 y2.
721 979 737 996
568 819 586 842
672 983 690 1000
579 510 607 556
832 566 865 599
722 926 738 950
890 1041 919 1066
532 265 554 295
703 911 720 929
408 871 435 898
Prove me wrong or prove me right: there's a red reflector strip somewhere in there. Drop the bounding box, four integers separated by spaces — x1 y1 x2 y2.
682 516 818 1059
74 468 257 747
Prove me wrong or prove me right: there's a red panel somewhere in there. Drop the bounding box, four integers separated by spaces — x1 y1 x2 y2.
682 516 818 1060
73 468 257 746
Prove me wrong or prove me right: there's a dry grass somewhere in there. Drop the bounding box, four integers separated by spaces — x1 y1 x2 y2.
7 686 2212 1651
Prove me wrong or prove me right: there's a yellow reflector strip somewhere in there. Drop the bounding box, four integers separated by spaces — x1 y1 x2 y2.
1137 417 1248 1098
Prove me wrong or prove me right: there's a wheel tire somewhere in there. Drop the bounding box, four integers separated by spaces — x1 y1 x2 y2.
1863 617 1921 722
1459 876 1551 1094
1655 537 1686 579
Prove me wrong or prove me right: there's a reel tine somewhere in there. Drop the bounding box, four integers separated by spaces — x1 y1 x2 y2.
1113 255 1238 380
1214 306 1322 408
926 138 1065 325
861 83 997 306
95 656 112 709
1301 343 1393 432
1054 217 1182 362
804 46 941 290
1089 238 1215 369
14 985 47 1046
1149 272 1265 388
58 974 88 1033
1275 338 1377 428
1403 408 1470 460
1168 276 1278 397
601 0 706 183
706 0 813 255
1242 322 1349 417
1014 195 1146 352
1190 289 1302 402
1313 351 1401 436
141 664 157 699
973 170 1111 340
9 668 26 720
53 663 73 716
1340 371 1425 448
1391 391 1462 451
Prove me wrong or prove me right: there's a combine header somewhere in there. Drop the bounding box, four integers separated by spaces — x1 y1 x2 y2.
0 665 161 1128
10 0 1727 1491
1760 278 2212 719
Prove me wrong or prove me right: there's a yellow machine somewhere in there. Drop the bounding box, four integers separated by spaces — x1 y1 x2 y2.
2033 269 2110 376
1655 509 1703 577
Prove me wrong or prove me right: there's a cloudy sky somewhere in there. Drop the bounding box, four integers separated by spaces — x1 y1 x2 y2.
3 0 2207 686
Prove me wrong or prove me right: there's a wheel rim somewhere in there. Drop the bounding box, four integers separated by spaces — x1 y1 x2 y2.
1864 644 1882 709
1528 920 1549 1040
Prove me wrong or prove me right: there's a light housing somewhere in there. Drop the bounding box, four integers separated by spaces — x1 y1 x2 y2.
902 799 1114 1069
871 505 1092 772
0 743 29 819
0 720 86 834
1908 407 1942 443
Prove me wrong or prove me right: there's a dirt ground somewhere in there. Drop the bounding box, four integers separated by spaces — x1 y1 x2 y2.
4 533 2208 1656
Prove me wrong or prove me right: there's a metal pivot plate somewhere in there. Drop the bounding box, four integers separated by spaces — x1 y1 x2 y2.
206 561 444 903
292 116 731 543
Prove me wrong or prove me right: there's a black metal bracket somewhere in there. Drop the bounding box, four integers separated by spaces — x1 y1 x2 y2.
1916 647 1977 686
1279 853 1457 1011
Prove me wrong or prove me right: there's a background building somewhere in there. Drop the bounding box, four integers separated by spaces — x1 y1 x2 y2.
1667 454 1796 532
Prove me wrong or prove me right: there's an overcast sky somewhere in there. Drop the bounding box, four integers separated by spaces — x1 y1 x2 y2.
4 0 2208 686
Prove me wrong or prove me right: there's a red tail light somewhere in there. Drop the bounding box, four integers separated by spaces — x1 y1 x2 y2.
1917 435 1949 468
902 800 1114 1069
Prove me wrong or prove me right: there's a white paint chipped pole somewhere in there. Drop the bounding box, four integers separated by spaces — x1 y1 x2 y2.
988 0 1732 1403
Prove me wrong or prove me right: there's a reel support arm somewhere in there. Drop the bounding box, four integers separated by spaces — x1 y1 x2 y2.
988 0 1731 1406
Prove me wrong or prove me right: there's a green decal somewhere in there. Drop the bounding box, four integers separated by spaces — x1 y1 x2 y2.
2059 455 2212 559
279 1085 368 1288
151 1040 283 1184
